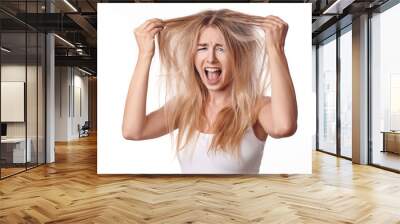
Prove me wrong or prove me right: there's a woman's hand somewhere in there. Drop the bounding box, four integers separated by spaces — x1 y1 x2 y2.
134 18 164 58
257 15 288 54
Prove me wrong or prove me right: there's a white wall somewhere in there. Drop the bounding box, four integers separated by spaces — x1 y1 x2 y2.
55 66 70 141
55 67 89 141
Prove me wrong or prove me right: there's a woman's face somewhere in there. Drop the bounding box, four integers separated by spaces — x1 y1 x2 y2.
194 26 233 92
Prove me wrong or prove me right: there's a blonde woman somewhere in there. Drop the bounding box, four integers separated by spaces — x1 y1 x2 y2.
122 9 297 174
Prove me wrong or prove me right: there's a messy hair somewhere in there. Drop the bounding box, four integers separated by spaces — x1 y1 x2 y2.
158 9 270 157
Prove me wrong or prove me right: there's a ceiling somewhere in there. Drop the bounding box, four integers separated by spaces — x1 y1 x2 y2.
0 0 393 75
0 0 98 74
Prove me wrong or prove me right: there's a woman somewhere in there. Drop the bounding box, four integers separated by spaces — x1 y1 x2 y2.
122 9 297 174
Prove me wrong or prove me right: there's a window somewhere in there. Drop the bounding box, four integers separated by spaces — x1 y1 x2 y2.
317 35 337 155
339 27 352 158
0 1 46 179
371 3 400 171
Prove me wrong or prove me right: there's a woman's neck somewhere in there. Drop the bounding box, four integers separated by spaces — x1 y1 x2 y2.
207 87 232 108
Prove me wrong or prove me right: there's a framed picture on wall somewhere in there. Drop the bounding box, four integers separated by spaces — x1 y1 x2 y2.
1 81 25 122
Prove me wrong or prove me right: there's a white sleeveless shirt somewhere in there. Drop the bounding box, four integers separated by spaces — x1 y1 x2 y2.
177 128 265 174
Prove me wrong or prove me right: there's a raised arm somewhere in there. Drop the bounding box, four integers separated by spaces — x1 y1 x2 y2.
122 18 173 140
257 15 298 138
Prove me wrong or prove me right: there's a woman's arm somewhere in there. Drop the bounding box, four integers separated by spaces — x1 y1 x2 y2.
257 15 298 138
122 18 173 140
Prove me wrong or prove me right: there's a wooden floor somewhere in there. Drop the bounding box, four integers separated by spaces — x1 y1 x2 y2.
1 134 400 223
373 150 400 171
0 167 26 178
1 162 45 178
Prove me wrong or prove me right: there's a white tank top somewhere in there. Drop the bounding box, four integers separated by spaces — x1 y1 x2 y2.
177 128 265 174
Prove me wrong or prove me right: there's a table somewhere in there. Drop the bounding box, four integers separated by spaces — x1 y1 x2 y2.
381 131 400 154
1 138 32 163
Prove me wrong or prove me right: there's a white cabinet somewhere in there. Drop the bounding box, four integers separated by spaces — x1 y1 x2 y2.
1 138 32 163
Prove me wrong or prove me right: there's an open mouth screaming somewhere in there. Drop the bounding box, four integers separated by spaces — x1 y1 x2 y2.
204 67 222 85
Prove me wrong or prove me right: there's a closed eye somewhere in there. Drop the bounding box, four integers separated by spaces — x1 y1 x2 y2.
197 47 207 51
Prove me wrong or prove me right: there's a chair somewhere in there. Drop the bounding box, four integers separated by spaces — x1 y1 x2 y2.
79 121 90 138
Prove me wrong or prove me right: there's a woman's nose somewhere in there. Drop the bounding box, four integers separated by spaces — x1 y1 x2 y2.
206 49 216 63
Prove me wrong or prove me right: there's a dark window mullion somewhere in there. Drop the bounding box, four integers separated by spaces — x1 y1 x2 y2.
316 45 319 151
0 26 2 179
36 0 39 168
44 0 48 164
336 29 341 157
25 0 28 171
367 11 373 165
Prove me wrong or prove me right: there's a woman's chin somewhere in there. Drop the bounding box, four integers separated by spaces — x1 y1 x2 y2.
203 82 231 92
206 86 222 91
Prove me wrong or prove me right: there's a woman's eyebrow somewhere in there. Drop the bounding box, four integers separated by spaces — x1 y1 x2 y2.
197 43 224 47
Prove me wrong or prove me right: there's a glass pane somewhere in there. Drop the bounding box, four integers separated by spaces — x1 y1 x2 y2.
0 1 46 178
340 29 352 158
28 0 39 168
38 32 45 165
371 4 400 171
318 37 337 154
1 31 27 177
27 31 38 169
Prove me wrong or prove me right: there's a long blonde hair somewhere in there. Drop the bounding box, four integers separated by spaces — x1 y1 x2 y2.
158 9 270 157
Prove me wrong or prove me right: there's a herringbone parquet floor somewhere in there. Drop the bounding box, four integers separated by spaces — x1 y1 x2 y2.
1 134 400 223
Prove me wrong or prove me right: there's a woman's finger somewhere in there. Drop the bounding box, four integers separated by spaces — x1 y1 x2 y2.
267 15 288 26
149 26 164 37
247 17 267 27
260 20 277 30
264 17 284 29
264 15 287 26
266 16 288 35
259 22 275 34
142 19 153 29
254 18 281 31
144 18 164 30
145 21 164 32
249 17 267 24
259 21 287 47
